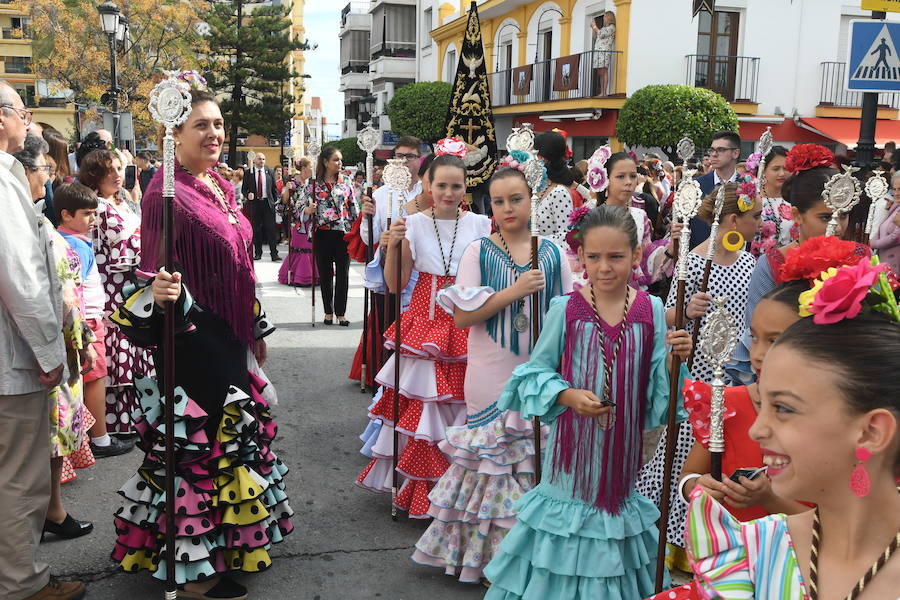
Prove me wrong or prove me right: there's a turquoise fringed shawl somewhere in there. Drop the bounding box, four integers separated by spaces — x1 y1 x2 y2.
480 237 563 355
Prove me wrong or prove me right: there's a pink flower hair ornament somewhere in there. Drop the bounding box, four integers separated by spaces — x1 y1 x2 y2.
176 70 208 91
799 256 900 325
744 152 762 176
435 137 468 158
586 145 612 193
564 205 592 254
736 173 758 212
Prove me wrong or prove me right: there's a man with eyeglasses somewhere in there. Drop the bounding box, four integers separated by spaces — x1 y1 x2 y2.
691 130 742 247
0 82 86 600
359 136 424 337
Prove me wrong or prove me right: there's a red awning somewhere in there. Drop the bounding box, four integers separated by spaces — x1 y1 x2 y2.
799 117 900 148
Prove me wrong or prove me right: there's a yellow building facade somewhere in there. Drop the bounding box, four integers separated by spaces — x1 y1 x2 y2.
0 0 76 137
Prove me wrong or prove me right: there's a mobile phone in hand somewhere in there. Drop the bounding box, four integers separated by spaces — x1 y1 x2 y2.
600 399 615 407
124 165 137 190
729 466 767 484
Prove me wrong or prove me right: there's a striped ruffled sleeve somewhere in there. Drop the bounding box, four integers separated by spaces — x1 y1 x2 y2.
686 489 755 599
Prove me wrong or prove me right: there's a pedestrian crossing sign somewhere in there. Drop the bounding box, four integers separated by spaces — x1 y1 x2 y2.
846 19 900 92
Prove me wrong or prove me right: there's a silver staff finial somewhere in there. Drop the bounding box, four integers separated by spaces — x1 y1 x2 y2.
699 297 738 455
864 169 890 235
822 164 862 236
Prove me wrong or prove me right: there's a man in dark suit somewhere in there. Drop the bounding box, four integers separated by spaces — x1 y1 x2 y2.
242 153 281 261
690 130 742 248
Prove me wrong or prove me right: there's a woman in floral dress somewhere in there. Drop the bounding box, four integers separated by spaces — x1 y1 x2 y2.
79 149 154 435
747 146 793 257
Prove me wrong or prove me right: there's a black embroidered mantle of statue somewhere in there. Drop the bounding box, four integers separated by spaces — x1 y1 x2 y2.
444 0 497 188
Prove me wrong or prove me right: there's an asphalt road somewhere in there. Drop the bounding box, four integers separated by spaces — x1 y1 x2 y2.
40 251 684 599
39 253 485 600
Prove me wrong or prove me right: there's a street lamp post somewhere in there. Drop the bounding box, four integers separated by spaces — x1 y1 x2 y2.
97 1 121 147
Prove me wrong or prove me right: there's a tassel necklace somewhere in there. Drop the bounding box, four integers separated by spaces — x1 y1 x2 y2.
588 284 631 430
496 229 531 333
432 207 460 289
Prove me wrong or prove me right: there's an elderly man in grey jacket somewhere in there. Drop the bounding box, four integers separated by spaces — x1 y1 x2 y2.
0 82 85 600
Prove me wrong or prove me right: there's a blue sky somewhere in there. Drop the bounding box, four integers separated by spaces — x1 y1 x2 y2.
303 0 343 139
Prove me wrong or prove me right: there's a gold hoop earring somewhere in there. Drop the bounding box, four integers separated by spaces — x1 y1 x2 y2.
722 230 745 252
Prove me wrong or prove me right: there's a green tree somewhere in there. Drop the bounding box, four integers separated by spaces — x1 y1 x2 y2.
200 0 313 166
327 138 365 168
616 85 739 159
31 0 204 143
386 81 452 144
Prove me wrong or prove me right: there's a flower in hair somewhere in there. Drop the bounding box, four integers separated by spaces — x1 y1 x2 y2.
586 145 612 193
779 236 870 283
564 205 592 253
736 174 757 212
745 152 762 176
784 144 834 174
552 128 574 159
435 137 468 158
177 70 208 91
500 149 531 172
801 260 887 324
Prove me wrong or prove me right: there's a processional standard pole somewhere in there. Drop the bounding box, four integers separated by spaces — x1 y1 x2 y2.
148 73 193 600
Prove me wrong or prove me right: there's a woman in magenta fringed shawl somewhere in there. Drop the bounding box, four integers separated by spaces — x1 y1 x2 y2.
108 81 294 600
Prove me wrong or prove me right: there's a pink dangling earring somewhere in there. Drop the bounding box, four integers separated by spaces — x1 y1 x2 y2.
849 447 871 498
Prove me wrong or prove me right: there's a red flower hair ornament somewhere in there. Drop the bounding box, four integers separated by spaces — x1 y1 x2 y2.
784 144 834 174
434 137 468 158
779 236 871 283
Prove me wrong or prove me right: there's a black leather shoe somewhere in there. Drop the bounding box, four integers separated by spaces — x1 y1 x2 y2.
338 319 350 327
253 254 262 261
43 514 94 540
271 254 282 262
89 436 134 458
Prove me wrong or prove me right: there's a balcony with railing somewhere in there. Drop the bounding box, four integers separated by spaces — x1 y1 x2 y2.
490 50 622 108
1 26 28 39
819 61 900 110
685 54 759 103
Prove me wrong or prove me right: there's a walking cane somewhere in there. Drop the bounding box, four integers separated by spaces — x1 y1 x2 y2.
687 184 725 370
697 297 738 482
148 74 192 600
383 157 410 520
655 147 703 593
358 126 380 391
307 141 321 327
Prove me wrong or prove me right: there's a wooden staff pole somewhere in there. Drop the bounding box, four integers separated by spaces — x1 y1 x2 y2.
148 76 192 600
688 185 725 370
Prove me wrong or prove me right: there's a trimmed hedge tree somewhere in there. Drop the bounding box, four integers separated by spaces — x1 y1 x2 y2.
326 137 365 167
386 81 453 144
616 85 739 159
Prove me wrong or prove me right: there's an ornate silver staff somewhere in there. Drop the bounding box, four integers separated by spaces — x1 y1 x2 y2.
357 124 380 392
382 156 410 520
148 73 192 600
688 184 726 370
755 126 774 198
507 124 547 485
698 297 738 481
307 139 321 327
864 169 890 244
822 164 862 237
655 158 703 593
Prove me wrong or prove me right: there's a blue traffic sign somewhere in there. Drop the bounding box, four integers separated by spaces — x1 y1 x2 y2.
847 19 900 93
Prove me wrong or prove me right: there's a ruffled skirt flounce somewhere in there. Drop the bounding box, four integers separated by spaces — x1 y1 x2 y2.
355 273 468 518
110 371 294 584
483 490 669 599
277 227 319 287
411 407 544 582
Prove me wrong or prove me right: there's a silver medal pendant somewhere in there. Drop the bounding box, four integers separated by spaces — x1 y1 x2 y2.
513 310 529 333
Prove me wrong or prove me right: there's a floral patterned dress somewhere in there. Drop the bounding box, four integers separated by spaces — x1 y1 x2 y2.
43 217 96 481
94 197 155 433
750 196 795 258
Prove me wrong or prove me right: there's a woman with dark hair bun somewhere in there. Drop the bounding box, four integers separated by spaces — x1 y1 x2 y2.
110 81 293 599
532 130 579 245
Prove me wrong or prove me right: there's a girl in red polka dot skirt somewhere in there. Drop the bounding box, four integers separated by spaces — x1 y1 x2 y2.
356 149 491 518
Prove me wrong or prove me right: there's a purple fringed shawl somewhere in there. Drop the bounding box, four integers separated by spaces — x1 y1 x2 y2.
139 163 256 348
551 291 655 514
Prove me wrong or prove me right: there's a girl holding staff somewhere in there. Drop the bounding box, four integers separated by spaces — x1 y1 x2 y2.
411 164 572 583
355 142 490 518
